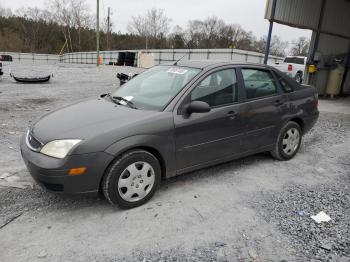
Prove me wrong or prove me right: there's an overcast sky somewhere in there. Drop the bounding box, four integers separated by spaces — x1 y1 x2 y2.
1 0 311 43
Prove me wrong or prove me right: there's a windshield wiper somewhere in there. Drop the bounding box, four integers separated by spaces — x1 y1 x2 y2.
111 95 138 109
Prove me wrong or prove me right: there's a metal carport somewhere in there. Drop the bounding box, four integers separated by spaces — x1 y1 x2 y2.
264 0 350 96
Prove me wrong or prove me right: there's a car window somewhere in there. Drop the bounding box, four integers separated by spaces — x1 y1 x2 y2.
191 68 237 107
241 69 277 99
279 77 293 92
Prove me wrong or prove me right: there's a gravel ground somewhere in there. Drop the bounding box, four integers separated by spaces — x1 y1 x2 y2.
0 63 349 261
255 182 350 261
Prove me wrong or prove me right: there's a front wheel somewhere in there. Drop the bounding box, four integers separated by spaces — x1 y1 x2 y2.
102 150 161 209
271 121 302 161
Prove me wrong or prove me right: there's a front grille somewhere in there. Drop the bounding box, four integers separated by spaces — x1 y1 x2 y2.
26 131 43 152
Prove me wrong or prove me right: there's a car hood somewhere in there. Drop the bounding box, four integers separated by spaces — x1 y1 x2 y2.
31 98 160 144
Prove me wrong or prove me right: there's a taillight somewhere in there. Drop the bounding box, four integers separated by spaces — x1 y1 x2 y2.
288 64 293 71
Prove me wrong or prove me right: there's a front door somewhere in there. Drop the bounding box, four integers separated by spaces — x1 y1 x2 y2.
174 68 244 170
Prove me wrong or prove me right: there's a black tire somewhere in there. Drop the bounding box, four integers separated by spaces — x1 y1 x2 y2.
295 72 303 83
271 121 302 161
102 149 161 209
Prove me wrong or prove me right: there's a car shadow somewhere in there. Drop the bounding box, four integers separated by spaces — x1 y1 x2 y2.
161 152 272 190
1 152 273 214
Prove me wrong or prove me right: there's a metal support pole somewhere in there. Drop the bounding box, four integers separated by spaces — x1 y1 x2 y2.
340 42 350 96
311 0 326 62
264 0 277 64
96 0 100 66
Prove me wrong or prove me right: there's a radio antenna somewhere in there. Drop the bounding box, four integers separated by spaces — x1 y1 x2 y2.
173 54 187 66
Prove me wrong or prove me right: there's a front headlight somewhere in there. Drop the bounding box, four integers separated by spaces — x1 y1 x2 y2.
40 139 81 159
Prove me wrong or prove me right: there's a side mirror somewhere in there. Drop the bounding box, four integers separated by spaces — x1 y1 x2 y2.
184 101 211 115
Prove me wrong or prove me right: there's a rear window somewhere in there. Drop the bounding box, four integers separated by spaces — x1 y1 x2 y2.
284 57 304 65
242 69 277 99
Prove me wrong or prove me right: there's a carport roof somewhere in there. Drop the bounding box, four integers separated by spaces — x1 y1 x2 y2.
265 0 350 39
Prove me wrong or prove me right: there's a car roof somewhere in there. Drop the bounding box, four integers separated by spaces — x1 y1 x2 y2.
161 60 275 70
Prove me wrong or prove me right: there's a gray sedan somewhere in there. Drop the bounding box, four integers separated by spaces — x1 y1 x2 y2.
20 61 319 208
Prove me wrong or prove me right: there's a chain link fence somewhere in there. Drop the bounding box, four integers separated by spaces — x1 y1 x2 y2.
1 49 284 65
0 52 59 64
59 49 284 65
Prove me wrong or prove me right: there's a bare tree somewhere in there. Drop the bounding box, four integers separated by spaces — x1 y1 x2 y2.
254 35 288 57
50 0 90 52
185 20 204 48
184 18 255 50
224 24 254 50
0 4 13 17
201 16 225 48
15 7 50 52
71 0 91 51
127 8 171 49
169 25 186 49
270 35 289 57
127 15 149 36
290 37 310 56
50 0 74 52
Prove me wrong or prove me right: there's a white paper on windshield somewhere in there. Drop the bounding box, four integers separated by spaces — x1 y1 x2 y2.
119 96 133 106
123 96 133 101
167 68 188 75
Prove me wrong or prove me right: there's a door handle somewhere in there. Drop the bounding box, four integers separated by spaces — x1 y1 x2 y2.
274 100 284 106
227 110 238 120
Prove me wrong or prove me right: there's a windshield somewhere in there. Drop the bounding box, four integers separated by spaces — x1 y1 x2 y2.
112 65 201 110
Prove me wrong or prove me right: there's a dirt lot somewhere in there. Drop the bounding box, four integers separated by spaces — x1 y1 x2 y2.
0 64 349 262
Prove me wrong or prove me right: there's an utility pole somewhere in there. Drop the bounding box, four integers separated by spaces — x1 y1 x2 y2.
107 7 110 50
96 0 100 66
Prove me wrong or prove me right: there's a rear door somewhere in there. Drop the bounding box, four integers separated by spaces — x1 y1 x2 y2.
174 67 245 170
238 67 289 152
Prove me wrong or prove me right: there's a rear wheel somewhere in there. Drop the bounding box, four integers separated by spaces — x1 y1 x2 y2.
295 72 303 83
102 150 161 209
271 121 302 161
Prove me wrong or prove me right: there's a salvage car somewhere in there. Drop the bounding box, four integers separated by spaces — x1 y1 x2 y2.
21 61 319 208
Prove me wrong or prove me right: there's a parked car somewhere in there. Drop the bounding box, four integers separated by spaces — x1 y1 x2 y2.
272 56 307 83
21 61 319 208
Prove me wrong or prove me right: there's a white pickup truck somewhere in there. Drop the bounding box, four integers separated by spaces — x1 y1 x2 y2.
272 56 307 83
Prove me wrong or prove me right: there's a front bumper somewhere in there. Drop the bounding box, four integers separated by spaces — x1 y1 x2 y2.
20 135 114 194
